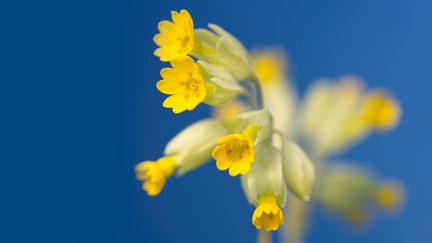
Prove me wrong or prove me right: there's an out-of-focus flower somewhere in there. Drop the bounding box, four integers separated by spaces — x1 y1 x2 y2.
154 10 195 62
298 77 401 158
212 100 247 118
362 91 401 131
375 180 405 212
136 119 227 195
252 50 286 84
242 143 287 231
316 163 405 226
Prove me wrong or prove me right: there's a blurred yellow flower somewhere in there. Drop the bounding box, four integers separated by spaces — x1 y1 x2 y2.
376 180 405 211
252 51 286 84
157 56 207 113
135 157 177 196
362 91 401 130
212 101 247 119
252 194 284 231
153 10 195 62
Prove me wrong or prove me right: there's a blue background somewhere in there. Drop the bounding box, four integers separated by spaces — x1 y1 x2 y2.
2 0 431 242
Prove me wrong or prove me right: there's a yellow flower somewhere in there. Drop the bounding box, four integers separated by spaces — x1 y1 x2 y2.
362 92 401 130
376 180 405 211
212 134 255 176
157 56 207 113
153 10 195 62
135 157 177 196
252 51 286 84
252 194 284 231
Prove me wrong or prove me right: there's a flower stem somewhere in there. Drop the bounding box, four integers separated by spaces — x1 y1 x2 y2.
258 230 271 243
250 76 264 109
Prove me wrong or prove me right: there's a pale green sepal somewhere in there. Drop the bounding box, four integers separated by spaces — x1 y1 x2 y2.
242 142 287 207
222 109 272 144
194 28 218 48
164 119 227 176
198 61 244 105
281 138 316 202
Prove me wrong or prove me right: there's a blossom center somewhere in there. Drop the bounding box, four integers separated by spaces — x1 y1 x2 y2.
185 77 200 92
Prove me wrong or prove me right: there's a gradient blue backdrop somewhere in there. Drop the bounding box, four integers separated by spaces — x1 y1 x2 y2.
2 0 431 242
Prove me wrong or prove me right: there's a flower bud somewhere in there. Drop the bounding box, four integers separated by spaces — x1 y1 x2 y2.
281 139 315 201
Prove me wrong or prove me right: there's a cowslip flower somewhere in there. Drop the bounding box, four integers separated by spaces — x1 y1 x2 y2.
252 194 285 231
135 157 176 196
157 56 208 113
136 119 227 195
157 56 244 113
212 109 272 176
242 143 287 231
212 124 259 176
154 10 195 62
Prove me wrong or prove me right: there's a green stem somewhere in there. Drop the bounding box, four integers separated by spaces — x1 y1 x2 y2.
258 230 271 243
250 76 264 110
242 90 257 110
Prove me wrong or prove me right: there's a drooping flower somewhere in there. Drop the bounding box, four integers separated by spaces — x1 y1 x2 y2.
153 10 195 62
241 143 287 231
252 194 284 231
136 119 227 196
157 56 208 113
135 157 177 196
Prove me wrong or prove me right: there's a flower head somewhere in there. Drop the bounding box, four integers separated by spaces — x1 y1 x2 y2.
252 194 284 231
153 10 195 62
362 91 401 130
157 56 207 113
135 157 177 196
212 133 255 176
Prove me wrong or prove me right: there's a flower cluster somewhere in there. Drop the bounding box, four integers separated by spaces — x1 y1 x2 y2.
136 9 317 232
136 9 404 239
